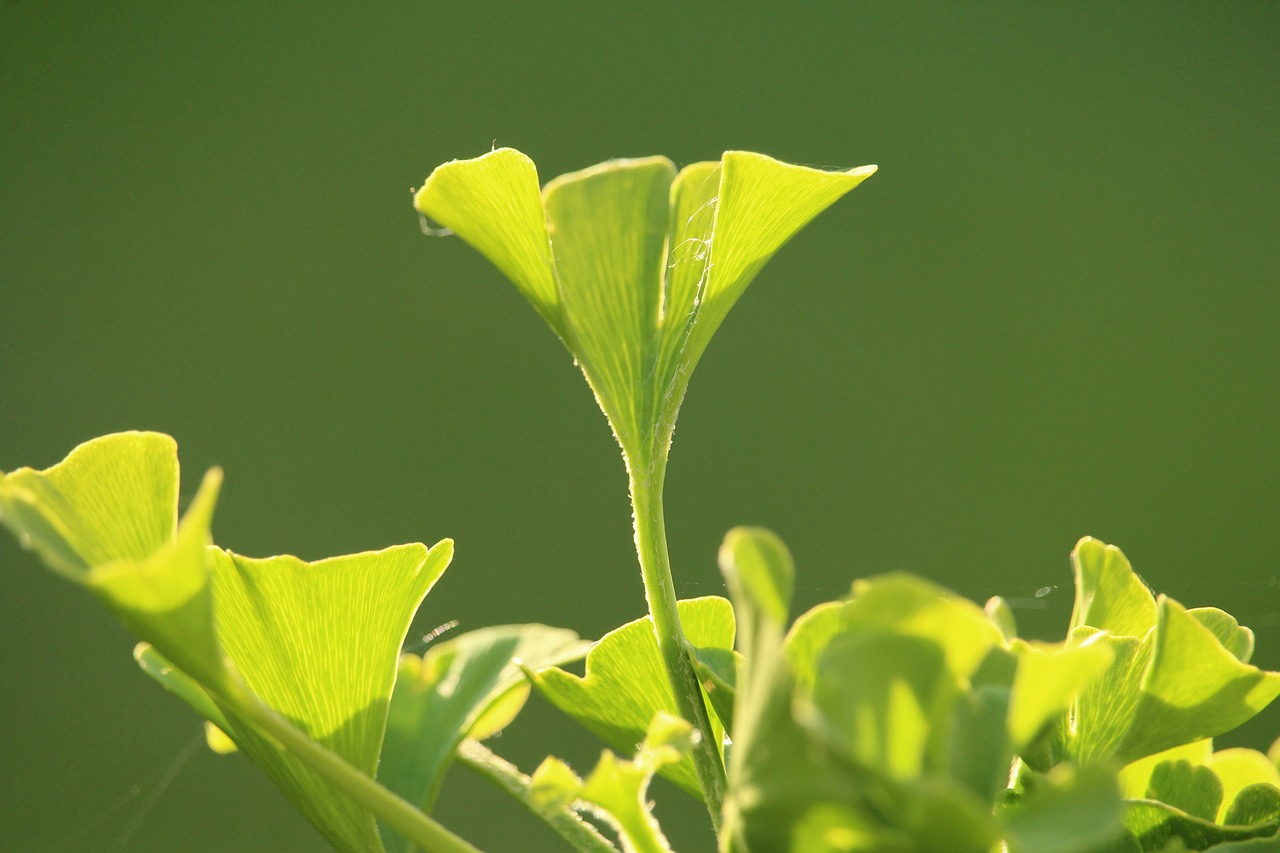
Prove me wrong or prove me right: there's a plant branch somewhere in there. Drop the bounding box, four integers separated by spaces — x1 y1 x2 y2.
628 458 727 831
232 691 482 853
456 738 619 853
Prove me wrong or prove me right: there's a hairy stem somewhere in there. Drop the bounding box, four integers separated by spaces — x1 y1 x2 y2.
233 691 482 853
628 459 726 830
456 738 619 853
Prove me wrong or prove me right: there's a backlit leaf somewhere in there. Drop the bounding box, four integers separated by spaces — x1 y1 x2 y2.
531 596 735 796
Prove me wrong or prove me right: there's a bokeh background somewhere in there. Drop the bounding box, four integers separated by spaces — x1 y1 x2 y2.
2 3 1277 851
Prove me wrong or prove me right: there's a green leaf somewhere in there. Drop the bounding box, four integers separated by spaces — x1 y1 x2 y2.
721 527 794 627
0 433 232 690
1121 799 1279 851
4 433 474 853
1146 761 1224 822
412 148 567 341
542 156 675 452
1209 750 1280 825
1120 742 1215 801
677 153 877 380
1190 609 1255 664
986 595 1019 642
840 573 1005 681
1007 638 1114 751
804 631 949 782
689 644 740 731
1120 598 1280 763
205 544 451 852
0 431 179 579
1005 765 1125 853
531 596 735 796
1070 537 1158 639
378 623 587 840
415 150 874 463
1058 540 1280 766
783 601 845 692
531 713 692 853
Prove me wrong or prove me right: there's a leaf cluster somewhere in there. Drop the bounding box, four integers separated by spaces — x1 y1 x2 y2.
4 149 1277 853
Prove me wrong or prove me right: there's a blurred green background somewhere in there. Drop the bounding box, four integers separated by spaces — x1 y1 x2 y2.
2 3 1277 851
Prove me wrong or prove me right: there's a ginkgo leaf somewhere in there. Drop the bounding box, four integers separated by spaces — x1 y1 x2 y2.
0 432 231 690
542 156 675 453
205 545 451 851
1004 765 1124 853
530 597 735 796
531 713 693 853
377 623 587 849
782 601 844 692
0 431 178 579
413 148 567 341
1069 537 1157 639
2 433 475 853
1058 539 1280 768
415 149 874 466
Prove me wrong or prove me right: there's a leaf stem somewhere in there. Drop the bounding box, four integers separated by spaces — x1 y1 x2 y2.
628 459 726 830
232 691 482 853
456 738 619 853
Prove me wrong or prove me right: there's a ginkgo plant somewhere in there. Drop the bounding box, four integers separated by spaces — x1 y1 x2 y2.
4 148 1280 853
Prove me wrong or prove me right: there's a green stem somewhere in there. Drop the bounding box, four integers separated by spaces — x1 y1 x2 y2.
233 692 482 853
456 739 618 853
628 458 726 830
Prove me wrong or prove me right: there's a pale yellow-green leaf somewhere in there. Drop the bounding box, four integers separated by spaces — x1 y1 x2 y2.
206 543 449 852
783 601 844 692
840 573 1005 681
542 157 676 452
1190 608 1255 664
412 148 566 339
0 431 178 580
680 153 877 375
1118 598 1280 763
531 596 734 796
1007 637 1113 749
1069 537 1157 638
1119 741 1214 800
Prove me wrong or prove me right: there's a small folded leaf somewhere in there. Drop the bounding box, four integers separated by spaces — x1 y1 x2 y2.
721 527 794 628
986 595 1018 642
579 713 689 853
533 713 690 853
531 596 734 796
1190 609 1255 664
688 645 740 731
378 623 587 835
